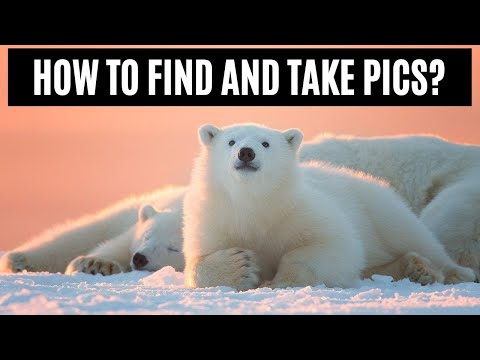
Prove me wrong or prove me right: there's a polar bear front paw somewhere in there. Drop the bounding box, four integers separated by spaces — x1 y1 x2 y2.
444 266 476 284
193 247 261 291
65 256 122 276
227 248 260 291
405 253 443 285
0 252 32 273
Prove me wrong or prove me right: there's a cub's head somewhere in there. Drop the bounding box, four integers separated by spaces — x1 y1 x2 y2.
198 124 303 192
131 204 184 272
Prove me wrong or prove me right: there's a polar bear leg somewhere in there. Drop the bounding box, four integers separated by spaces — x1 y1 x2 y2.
369 188 476 284
420 182 480 280
185 248 260 291
0 207 138 274
268 244 362 289
363 252 444 285
65 226 135 275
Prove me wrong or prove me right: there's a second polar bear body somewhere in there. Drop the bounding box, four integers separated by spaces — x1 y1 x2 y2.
300 135 480 274
183 124 474 290
0 187 185 275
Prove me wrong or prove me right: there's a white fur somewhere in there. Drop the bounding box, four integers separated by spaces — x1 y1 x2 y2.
0 187 186 275
299 134 480 277
183 124 474 290
4 131 479 283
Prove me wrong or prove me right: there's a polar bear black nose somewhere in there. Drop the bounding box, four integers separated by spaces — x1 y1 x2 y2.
133 253 148 269
238 147 255 162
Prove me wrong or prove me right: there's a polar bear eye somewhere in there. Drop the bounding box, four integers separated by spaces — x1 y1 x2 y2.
229 140 235 146
262 142 270 148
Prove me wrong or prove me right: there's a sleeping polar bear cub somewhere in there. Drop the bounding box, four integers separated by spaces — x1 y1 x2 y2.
183 124 475 290
0 187 185 275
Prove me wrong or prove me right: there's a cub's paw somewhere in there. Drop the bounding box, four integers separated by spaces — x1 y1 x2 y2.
444 266 476 284
0 252 32 273
65 256 122 276
226 248 260 291
199 247 260 291
405 253 443 285
192 248 261 290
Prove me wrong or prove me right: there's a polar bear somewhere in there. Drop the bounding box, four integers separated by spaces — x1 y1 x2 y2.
299 135 480 278
0 187 186 275
183 124 475 290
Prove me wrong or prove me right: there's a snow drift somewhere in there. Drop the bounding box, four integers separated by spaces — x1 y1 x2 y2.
1 266 479 314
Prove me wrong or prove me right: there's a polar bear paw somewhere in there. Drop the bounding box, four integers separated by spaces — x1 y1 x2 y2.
0 252 32 273
227 248 260 291
195 247 260 291
444 266 476 284
405 253 443 285
65 256 122 276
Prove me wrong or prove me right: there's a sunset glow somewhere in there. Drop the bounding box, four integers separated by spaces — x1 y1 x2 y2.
1 45 479 250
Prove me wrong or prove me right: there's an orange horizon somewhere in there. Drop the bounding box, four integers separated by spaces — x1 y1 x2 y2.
1 45 479 250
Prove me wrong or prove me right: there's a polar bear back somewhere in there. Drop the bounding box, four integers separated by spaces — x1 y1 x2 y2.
300 134 480 214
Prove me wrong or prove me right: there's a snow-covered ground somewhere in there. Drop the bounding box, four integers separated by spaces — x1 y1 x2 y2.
1 266 480 314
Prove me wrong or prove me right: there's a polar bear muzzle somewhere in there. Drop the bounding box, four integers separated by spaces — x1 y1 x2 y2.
132 252 148 269
238 147 255 162
235 147 259 172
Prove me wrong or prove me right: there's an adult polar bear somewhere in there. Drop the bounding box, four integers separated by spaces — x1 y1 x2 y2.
183 124 474 290
0 187 185 275
300 134 480 278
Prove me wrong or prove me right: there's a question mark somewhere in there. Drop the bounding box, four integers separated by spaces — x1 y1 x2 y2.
430 59 445 96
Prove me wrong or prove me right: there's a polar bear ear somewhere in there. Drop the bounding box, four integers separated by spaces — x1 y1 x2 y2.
198 124 220 146
283 128 304 152
139 204 158 222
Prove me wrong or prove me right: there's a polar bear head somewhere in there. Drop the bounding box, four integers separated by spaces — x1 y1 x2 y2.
198 123 303 195
131 204 184 272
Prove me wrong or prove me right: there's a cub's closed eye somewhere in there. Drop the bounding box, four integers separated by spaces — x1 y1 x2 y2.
229 140 235 146
262 142 270 148
167 247 180 253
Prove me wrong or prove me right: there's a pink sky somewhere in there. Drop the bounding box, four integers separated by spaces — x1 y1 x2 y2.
1 45 479 250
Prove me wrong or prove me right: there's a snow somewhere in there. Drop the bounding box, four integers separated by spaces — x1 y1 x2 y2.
1 265 480 314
